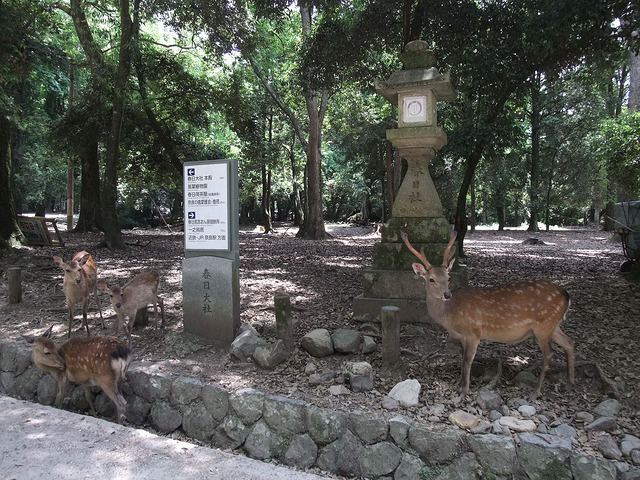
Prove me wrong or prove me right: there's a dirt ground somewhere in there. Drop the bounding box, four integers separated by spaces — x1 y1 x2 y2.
1 220 639 461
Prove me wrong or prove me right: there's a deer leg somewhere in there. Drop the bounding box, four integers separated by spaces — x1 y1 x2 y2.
82 386 97 416
55 373 67 408
100 380 127 424
81 297 91 336
460 337 479 395
93 287 105 329
531 338 553 400
552 328 575 386
157 297 166 328
67 306 74 339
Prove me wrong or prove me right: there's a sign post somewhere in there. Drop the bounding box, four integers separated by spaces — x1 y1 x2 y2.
182 159 240 345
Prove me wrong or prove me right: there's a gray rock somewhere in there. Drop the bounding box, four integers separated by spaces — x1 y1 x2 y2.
585 416 617 433
362 336 377 354
124 394 150 426
284 434 318 469
408 426 466 465
468 434 516 476
571 452 617 480
15 366 41 401
300 329 334 357
621 435 640 456
244 420 286 461
342 361 372 378
1 372 16 395
394 453 426 480
149 400 182 433
594 398 621 418
252 339 289 369
381 395 399 410
349 375 374 392
389 415 411 447
306 405 347 446
388 379 421 407
201 383 229 421
329 385 350 396
514 370 539 388
519 405 537 417
575 411 595 424
229 388 264 425
170 376 203 410
435 452 479 480
230 324 265 360
476 390 502 412
218 414 249 448
597 434 623 460
36 374 58 405
488 409 503 422
551 423 578 439
470 420 492 434
129 369 172 402
631 450 640 466
349 410 388 444
519 433 572 480
316 429 364 476
360 441 403 477
263 395 306 435
304 362 316 374
182 402 216 442
331 328 363 354
519 432 572 451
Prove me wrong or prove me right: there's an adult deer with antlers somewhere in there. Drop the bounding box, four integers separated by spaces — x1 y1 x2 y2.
401 230 575 400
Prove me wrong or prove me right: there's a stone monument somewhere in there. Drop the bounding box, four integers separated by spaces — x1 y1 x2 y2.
353 41 466 323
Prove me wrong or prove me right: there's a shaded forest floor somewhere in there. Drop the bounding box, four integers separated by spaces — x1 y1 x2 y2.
1 221 639 461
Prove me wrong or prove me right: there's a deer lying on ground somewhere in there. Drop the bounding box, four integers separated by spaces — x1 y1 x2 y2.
98 272 165 345
53 251 104 338
23 325 131 423
401 231 575 400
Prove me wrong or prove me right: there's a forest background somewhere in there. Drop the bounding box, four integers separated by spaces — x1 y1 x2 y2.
1 0 640 251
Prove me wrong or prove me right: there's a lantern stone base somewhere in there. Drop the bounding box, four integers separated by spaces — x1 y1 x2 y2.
353 217 467 323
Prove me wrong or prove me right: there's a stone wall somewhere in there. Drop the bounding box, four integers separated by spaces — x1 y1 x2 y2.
1 339 638 480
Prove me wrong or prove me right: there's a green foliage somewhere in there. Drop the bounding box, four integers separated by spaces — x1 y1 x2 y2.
597 110 640 199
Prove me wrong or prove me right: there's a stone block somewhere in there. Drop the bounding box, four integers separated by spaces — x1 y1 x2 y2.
360 441 403 477
170 376 203 410
263 395 306 435
349 410 388 444
229 388 264 425
201 383 229 421
183 402 217 442
284 434 318 469
149 400 182 433
244 420 286 461
467 434 516 475
306 405 347 446
408 427 466 466
316 430 363 477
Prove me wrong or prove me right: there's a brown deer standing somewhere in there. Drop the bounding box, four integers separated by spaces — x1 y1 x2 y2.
401 231 575 400
23 325 131 423
53 251 104 338
98 272 165 345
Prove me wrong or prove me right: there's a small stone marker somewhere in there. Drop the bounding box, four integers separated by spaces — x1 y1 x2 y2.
381 306 406 379
274 293 293 351
7 267 22 304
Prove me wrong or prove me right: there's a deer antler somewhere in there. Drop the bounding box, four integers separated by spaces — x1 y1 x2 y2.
401 232 432 269
442 230 457 267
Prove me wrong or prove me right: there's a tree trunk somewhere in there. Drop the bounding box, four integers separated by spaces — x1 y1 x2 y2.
629 50 640 111
528 72 542 232
0 114 24 248
469 174 476 233
100 0 138 249
289 132 303 226
296 3 329 239
74 137 102 232
261 164 273 233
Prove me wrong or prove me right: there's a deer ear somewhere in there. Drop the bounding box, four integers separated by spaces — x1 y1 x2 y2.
447 258 456 272
412 263 427 276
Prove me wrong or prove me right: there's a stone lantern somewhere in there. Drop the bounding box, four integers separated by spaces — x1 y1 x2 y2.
353 41 466 322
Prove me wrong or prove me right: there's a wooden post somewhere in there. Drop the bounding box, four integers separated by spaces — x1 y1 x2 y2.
7 267 22 304
274 293 293 351
381 305 401 365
